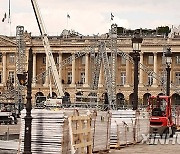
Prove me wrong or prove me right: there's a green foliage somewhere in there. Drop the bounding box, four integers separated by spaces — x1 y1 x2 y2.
157 26 171 36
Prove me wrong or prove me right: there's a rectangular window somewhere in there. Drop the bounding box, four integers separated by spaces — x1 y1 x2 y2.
162 56 166 64
120 72 126 85
148 55 154 64
9 71 15 83
43 56 46 64
0 53 2 63
176 55 180 64
0 71 2 83
148 74 153 86
160 72 166 86
121 57 126 65
9 54 15 64
55 56 59 64
175 72 180 85
67 72 72 84
42 72 46 84
80 72 85 84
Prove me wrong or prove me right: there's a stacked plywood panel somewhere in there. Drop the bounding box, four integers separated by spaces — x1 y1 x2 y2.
18 109 65 154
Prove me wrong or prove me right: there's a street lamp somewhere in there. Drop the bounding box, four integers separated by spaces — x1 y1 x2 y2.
23 47 33 154
131 33 143 110
165 47 172 96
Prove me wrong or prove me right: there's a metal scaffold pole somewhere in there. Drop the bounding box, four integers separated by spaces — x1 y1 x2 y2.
110 24 117 109
16 25 26 116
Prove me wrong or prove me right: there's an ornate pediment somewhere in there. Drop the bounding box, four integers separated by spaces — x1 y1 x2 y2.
0 35 16 47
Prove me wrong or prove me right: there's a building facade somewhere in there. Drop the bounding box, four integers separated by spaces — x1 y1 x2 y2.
0 31 180 106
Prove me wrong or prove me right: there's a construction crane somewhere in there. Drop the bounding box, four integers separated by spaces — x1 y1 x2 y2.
31 0 64 100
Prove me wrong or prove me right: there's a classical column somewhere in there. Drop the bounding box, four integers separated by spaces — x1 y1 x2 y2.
98 63 103 87
139 52 144 87
58 53 62 82
152 52 158 87
44 55 49 86
124 52 130 87
32 53 36 87
70 53 75 87
84 53 89 87
2 52 6 85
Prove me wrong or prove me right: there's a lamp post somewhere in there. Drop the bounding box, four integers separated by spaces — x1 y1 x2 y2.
165 47 172 96
131 33 143 110
23 47 33 154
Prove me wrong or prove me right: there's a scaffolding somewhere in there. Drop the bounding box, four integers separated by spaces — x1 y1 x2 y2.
15 25 26 114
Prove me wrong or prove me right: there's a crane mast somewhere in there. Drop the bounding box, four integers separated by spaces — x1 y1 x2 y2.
31 0 64 98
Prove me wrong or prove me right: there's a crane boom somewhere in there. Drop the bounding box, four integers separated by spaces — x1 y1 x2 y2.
31 0 64 97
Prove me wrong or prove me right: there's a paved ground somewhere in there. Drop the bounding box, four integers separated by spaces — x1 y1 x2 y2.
0 119 20 136
109 143 180 154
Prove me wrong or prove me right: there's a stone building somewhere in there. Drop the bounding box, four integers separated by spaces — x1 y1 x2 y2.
0 30 180 106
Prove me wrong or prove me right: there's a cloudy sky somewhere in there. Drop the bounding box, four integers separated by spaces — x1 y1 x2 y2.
0 0 180 36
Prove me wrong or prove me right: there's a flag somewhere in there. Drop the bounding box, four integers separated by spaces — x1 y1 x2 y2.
2 13 7 22
111 13 114 20
8 0 11 23
67 14 70 19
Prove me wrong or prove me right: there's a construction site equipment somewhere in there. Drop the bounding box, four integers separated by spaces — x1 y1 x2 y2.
0 102 18 125
18 108 111 153
16 25 26 115
110 24 118 107
110 110 150 148
18 109 65 153
117 50 180 95
31 0 64 99
148 95 176 136
29 2 180 107
0 26 25 117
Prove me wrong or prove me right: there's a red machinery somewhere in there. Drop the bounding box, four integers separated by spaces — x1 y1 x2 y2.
148 95 176 136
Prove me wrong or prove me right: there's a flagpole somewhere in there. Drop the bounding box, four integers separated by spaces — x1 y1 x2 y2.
66 13 69 30
8 0 12 36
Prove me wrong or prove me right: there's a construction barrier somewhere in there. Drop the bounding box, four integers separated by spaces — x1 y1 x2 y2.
110 109 150 148
91 110 111 153
62 109 111 153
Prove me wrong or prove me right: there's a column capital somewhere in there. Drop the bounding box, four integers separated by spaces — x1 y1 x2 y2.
140 52 144 55
2 52 6 56
153 52 158 55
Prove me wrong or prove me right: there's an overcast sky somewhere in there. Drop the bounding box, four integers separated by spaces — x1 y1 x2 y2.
1 0 180 36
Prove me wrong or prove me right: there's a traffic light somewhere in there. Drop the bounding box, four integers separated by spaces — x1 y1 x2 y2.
17 73 27 86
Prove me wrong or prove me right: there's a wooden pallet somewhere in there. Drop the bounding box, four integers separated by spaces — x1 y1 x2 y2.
68 111 92 154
